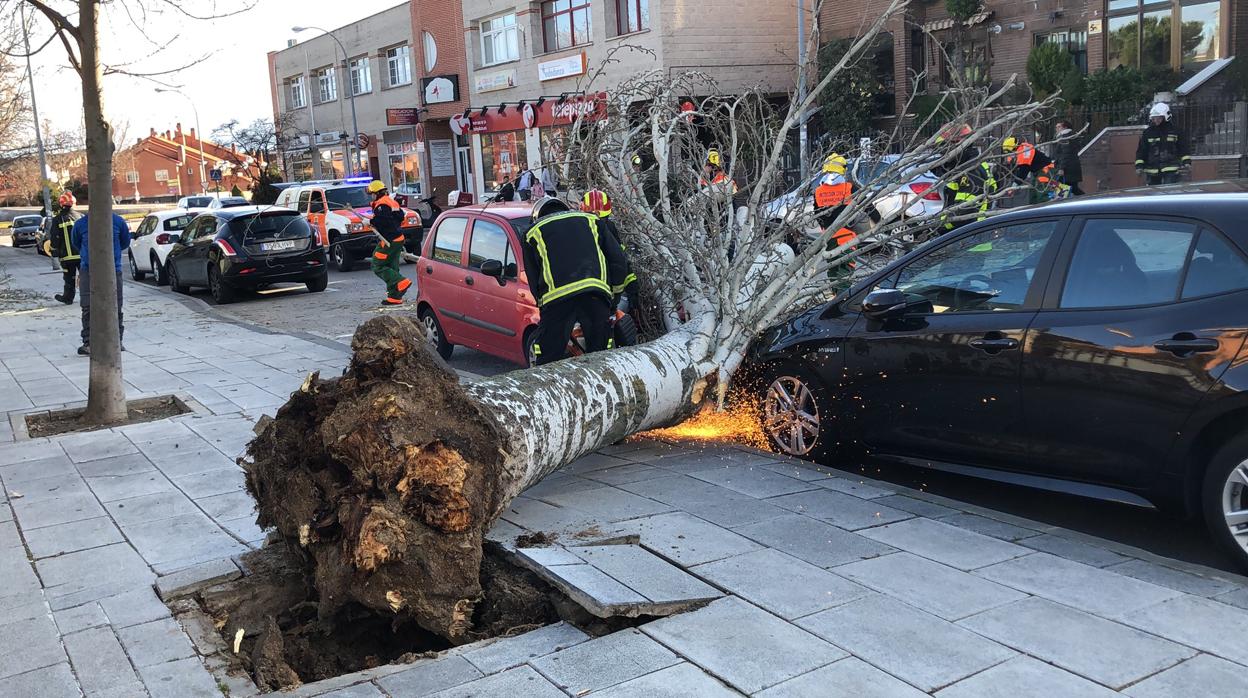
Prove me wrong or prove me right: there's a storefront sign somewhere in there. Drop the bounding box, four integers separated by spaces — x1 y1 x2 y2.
314 131 343 145
287 134 310 148
422 75 459 104
386 108 420 126
430 139 455 177
450 92 608 135
538 53 586 82
1088 19 1102 35
475 69 516 93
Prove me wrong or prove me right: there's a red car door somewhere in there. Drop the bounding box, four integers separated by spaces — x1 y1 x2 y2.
460 216 540 364
418 214 473 343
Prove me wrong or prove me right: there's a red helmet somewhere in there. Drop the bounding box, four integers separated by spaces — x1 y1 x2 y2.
58 192 76 208
581 189 612 217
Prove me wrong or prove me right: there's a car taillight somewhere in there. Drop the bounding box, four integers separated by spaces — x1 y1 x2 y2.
910 182 942 201
214 239 237 256
155 233 173 245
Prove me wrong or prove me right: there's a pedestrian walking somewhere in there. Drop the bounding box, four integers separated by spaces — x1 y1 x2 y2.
364 180 412 306
70 208 131 356
1136 103 1190 185
1052 121 1085 196
523 196 629 365
46 193 81 304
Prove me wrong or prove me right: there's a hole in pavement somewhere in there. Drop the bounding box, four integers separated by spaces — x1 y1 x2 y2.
24 394 192 438
184 540 656 692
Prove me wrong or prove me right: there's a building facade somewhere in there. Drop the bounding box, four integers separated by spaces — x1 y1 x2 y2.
456 0 799 195
111 126 260 203
821 0 1239 119
266 1 472 200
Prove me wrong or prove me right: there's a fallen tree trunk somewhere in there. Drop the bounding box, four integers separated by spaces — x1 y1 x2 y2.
245 314 716 641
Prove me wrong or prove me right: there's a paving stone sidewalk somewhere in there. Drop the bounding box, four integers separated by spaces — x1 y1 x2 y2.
3 246 1248 697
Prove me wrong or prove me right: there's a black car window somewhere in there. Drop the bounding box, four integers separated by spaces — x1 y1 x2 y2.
894 221 1058 313
231 213 311 241
468 219 510 271
194 217 218 240
218 198 249 208
13 216 42 227
1181 230 1248 299
432 216 468 266
297 191 311 213
1060 218 1196 309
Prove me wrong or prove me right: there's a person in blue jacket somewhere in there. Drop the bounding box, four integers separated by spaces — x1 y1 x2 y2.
70 210 131 356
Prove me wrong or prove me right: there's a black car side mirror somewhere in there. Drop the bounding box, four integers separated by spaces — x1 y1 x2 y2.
862 288 931 320
480 259 505 285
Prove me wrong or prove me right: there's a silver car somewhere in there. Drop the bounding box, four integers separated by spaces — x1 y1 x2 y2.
765 155 943 229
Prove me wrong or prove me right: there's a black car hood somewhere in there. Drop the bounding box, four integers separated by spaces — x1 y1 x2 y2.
749 299 856 361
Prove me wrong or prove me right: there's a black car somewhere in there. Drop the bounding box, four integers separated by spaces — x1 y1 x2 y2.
749 185 1248 570
165 207 328 303
9 215 44 248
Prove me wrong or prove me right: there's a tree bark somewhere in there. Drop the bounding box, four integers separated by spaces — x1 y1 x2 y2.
78 0 126 424
245 314 716 642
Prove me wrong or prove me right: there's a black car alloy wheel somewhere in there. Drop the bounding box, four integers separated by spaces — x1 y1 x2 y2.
760 364 833 461
1204 433 1248 571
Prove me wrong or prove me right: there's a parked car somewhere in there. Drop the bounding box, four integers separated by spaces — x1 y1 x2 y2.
164 206 327 303
747 184 1248 570
177 195 216 211
9 215 44 248
206 196 250 210
128 209 196 285
274 179 423 271
414 202 540 366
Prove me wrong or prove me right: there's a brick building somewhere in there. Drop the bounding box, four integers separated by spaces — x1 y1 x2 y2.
265 1 472 201
111 126 260 204
455 0 798 196
821 0 1238 118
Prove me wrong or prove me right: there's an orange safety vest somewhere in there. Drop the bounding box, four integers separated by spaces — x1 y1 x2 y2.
699 171 738 194
1008 143 1035 166
815 181 852 208
372 194 402 213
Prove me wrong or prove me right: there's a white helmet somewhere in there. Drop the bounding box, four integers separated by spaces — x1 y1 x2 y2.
1149 102 1172 121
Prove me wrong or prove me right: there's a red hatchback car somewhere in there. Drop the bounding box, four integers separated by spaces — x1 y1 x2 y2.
415 203 542 366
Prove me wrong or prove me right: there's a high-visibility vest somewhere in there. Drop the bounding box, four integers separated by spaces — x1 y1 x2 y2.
58 217 79 262
815 181 852 208
525 211 613 306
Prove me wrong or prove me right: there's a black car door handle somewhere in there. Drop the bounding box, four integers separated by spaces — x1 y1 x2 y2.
1154 338 1219 355
464 276 474 286
969 337 1020 353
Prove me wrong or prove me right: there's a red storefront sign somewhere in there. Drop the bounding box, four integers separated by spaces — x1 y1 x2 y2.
450 92 608 136
386 108 420 126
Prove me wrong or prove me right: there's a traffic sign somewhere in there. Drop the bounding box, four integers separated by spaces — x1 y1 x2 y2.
357 133 371 149
209 169 223 182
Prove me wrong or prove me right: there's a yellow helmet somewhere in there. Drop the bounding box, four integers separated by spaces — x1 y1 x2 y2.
822 153 847 175
1002 137 1018 153
366 180 386 194
707 149 721 167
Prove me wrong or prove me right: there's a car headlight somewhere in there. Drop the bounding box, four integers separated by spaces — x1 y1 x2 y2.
406 217 419 226
348 222 365 233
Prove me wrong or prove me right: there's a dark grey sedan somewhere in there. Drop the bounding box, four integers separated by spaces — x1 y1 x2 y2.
9 215 43 248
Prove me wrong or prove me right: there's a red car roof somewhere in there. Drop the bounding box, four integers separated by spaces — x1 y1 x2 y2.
451 201 536 218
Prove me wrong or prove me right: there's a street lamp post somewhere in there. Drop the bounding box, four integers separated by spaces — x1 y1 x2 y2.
155 88 206 193
20 3 53 217
292 25 362 177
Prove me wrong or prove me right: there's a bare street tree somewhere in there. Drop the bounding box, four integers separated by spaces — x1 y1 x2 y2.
246 0 1055 643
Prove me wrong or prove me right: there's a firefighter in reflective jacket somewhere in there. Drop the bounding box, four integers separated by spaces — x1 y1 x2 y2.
1002 137 1056 202
47 193 81 304
814 153 853 230
581 189 639 310
941 161 997 231
699 149 738 197
524 196 630 365
1136 102 1190 185
365 180 412 306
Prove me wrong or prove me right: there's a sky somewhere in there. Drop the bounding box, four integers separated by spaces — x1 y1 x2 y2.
21 0 403 145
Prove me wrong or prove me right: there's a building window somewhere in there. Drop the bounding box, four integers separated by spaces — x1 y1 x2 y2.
1106 0 1223 70
387 45 412 86
481 14 519 66
289 75 306 108
125 171 139 183
481 131 528 192
349 57 371 95
542 0 592 53
1034 29 1089 74
423 31 438 72
317 66 338 103
616 0 649 35
154 169 169 182
387 141 423 197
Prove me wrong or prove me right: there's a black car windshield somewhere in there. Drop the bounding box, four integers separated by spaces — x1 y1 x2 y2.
185 197 212 208
230 213 311 241
325 186 371 210
218 198 249 208
163 214 195 231
13 216 41 227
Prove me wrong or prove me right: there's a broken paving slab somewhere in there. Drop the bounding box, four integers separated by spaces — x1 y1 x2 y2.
515 543 722 618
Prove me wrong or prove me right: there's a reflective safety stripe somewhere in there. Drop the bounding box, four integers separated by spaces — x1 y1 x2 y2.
527 212 612 306
397 278 412 292
540 277 613 306
532 343 542 355
374 251 389 260
393 235 405 243
59 220 80 261
612 272 638 294
608 338 616 349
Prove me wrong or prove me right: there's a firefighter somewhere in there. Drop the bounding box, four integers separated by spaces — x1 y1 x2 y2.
1136 102 1190 185
813 153 853 230
1001 136 1056 201
47 192 81 305
523 196 629 365
581 189 639 310
932 124 996 230
699 149 738 196
365 180 412 306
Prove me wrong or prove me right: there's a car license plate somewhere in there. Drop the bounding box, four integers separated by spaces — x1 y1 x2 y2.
261 240 297 251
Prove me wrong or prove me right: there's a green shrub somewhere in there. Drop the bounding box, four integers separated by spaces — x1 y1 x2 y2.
945 0 980 22
1027 42 1078 100
230 184 244 198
